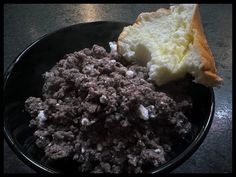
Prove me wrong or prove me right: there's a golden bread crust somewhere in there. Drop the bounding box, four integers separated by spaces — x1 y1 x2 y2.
190 5 223 86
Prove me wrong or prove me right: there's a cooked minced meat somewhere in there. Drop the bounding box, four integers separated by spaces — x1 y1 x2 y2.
25 44 193 173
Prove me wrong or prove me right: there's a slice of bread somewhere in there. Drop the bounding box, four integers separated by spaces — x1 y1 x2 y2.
117 4 223 87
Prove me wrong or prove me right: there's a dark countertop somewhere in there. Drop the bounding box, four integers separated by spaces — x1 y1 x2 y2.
4 4 232 173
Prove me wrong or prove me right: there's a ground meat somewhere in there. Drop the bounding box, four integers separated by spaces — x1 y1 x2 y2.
25 44 194 173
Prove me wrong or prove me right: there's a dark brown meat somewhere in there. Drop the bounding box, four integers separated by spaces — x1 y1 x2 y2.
25 44 193 173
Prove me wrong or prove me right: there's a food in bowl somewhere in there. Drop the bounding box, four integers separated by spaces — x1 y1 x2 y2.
25 44 195 173
24 4 221 173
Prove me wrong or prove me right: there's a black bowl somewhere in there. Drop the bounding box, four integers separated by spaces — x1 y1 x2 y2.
4 21 215 173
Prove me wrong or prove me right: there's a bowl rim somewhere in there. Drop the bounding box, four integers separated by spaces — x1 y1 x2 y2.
4 21 215 174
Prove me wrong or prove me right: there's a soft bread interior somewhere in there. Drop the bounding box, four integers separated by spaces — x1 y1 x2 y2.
118 4 222 86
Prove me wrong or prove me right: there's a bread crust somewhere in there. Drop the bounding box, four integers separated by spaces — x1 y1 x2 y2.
190 5 223 86
117 4 223 87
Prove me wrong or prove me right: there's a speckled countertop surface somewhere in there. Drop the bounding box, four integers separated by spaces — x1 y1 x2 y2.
4 4 232 173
